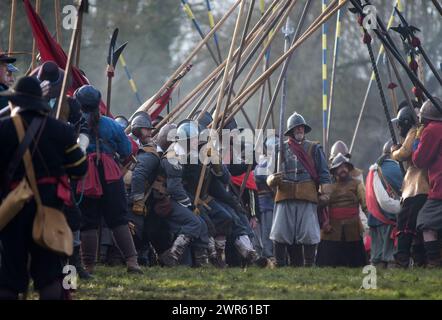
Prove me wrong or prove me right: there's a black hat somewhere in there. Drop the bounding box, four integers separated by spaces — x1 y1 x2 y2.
0 53 16 64
0 76 50 113
30 61 66 99
74 85 101 112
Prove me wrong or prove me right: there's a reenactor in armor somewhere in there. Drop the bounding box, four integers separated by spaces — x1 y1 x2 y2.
156 120 211 267
390 101 429 268
267 112 332 267
127 113 161 266
316 154 368 267
329 140 368 231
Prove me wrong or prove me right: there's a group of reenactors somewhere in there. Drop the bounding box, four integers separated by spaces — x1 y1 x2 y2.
1 51 442 300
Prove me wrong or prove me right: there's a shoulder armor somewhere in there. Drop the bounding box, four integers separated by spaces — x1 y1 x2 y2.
141 145 160 159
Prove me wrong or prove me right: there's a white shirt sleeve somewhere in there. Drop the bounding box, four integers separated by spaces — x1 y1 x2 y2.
372 170 401 214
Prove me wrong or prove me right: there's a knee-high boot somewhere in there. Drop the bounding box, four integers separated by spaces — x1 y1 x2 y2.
288 243 304 267
274 242 287 267
303 244 317 267
80 229 98 274
112 225 143 274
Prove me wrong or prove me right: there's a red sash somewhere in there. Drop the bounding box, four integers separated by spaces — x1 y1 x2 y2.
365 169 395 226
77 153 121 198
11 175 72 206
287 138 319 185
231 172 258 191
329 207 359 220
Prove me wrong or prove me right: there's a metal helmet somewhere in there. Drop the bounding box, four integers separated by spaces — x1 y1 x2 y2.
391 106 416 128
74 85 101 112
330 153 354 174
176 119 200 142
330 140 350 161
284 112 312 136
114 115 130 129
192 110 213 128
156 123 177 151
419 98 442 122
131 113 153 132
382 139 393 155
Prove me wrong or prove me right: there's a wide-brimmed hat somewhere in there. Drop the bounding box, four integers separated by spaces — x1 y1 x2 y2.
0 76 50 112
29 61 66 99
0 53 16 64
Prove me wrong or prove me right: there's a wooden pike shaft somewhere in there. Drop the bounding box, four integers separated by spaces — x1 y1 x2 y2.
8 0 17 54
31 0 41 70
225 0 297 120
223 0 344 128
151 0 282 136
56 0 83 120
75 11 84 67
385 57 399 115
202 0 287 120
55 0 62 45
132 0 242 119
194 0 247 210
384 45 419 125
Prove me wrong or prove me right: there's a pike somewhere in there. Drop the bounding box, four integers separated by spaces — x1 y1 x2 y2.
348 4 398 146
349 0 442 114
221 0 298 122
193 0 247 213
432 0 442 15
277 17 294 172
8 0 17 54
132 0 242 120
349 0 399 154
181 0 221 65
205 0 223 63
55 0 62 44
31 0 41 70
392 8 442 87
55 0 88 120
384 54 399 115
153 0 283 134
223 0 345 130
106 28 128 116
220 0 256 131
326 4 345 147
205 0 288 123
257 0 313 138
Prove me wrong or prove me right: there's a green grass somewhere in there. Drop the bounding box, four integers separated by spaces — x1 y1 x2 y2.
60 265 442 300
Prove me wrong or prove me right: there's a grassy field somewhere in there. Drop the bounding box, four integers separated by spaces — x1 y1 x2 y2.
65 265 442 300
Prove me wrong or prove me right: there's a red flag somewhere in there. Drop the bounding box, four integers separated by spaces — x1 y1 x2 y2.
24 0 175 120
149 86 174 120
231 171 258 191
24 0 108 116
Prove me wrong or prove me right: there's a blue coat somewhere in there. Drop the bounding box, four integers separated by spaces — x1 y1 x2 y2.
83 114 132 159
